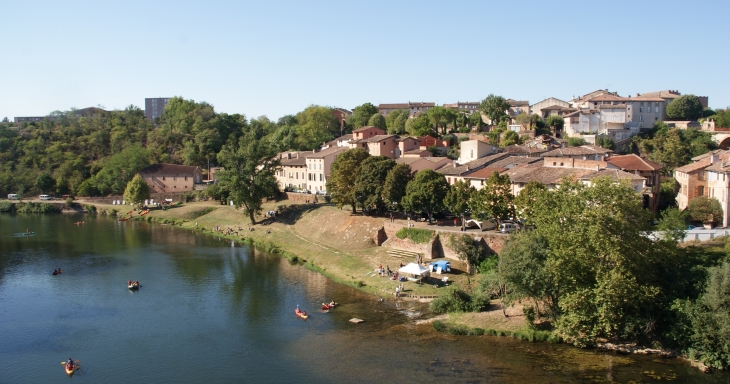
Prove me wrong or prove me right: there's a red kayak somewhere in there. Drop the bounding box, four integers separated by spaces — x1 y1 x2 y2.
295 308 308 319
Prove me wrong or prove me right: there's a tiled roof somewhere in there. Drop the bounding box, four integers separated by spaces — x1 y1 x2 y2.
488 156 542 169
306 146 347 159
279 151 310 166
352 126 383 133
607 154 662 171
504 163 592 184
627 97 665 102
598 104 627 109
405 149 431 155
691 149 729 162
636 90 681 99
504 145 547 155
578 168 646 182
541 104 568 110
462 167 508 179
360 134 396 143
586 94 631 102
506 99 529 107
541 145 613 157
396 136 419 142
395 157 421 165
379 102 435 109
140 163 200 175
675 158 712 174
436 153 511 176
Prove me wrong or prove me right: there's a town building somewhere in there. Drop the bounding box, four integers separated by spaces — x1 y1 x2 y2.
457 139 499 165
378 102 435 117
436 153 512 185
139 163 203 193
275 151 310 191
606 154 663 212
530 97 573 119
145 98 171 121
352 126 386 140
305 146 348 193
443 101 480 115
395 137 420 158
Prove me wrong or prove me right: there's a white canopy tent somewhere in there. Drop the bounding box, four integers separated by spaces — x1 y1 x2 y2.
398 263 430 280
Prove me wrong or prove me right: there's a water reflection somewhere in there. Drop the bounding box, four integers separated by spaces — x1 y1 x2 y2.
0 214 728 383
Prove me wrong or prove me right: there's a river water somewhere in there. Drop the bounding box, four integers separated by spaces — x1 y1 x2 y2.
1 214 727 383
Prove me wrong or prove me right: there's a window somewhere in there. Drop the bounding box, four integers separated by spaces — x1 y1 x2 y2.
296 172 298 179
697 186 704 196
319 174 323 181
471 149 474 158
162 176 165 181
639 107 643 113
655 106 659 113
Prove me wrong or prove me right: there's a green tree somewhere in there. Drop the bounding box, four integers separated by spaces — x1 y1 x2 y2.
381 163 413 211
469 172 514 224
405 114 433 137
686 261 730 370
295 105 340 150
367 113 387 131
444 180 475 230
402 169 449 223
656 207 687 242
499 130 520 147
595 136 615 150
353 156 395 212
34 172 56 194
514 113 531 128
122 174 150 207
349 103 379 129
545 115 564 133
514 180 546 222
326 148 370 213
450 234 483 274
686 196 723 226
217 124 281 224
479 95 510 125
567 137 586 146
666 95 704 121
468 112 483 130
498 230 557 316
385 109 408 134
92 146 151 195
427 106 456 135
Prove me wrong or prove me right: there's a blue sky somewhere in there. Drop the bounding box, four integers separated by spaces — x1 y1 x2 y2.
2 0 728 120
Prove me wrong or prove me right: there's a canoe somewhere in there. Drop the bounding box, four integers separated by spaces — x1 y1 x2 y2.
321 304 331 310
128 283 140 290
65 364 75 375
295 309 308 319
23 232 35 235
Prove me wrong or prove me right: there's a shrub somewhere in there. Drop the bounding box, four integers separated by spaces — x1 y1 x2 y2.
83 204 97 213
395 227 434 244
65 197 74 207
16 202 60 213
109 208 118 216
0 201 16 213
472 328 485 335
430 288 472 313
447 325 470 335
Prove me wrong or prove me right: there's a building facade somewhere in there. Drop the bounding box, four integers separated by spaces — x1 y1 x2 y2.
145 98 171 121
139 163 203 193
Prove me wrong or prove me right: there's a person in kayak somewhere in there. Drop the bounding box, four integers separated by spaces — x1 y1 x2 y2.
66 358 74 369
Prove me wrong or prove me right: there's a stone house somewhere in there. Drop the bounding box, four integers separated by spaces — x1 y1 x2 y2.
139 164 203 193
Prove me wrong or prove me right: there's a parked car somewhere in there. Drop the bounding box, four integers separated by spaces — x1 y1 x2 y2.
687 225 703 230
39 194 52 201
499 222 519 233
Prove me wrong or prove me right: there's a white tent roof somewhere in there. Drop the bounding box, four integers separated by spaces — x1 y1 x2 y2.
398 263 430 276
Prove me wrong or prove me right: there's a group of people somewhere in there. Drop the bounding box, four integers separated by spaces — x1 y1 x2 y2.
52 268 63 276
377 264 392 277
127 280 140 288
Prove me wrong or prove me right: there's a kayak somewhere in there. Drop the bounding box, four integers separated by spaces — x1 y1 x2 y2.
23 232 35 235
65 363 75 375
295 309 308 319
322 301 337 310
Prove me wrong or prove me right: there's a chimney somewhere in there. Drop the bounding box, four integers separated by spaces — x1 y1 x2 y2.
711 154 719 164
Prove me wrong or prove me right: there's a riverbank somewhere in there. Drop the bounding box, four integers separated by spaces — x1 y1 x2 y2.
76 199 714 372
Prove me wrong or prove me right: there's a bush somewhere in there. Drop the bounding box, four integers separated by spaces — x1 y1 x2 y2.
83 204 97 213
15 202 60 213
109 208 118 216
395 227 434 244
0 201 16 213
65 197 74 207
433 320 447 332
430 288 472 313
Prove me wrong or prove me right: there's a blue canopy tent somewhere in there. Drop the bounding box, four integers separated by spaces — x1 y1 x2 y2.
429 260 451 273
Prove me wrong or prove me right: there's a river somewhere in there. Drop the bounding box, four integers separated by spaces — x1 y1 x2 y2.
1 214 726 383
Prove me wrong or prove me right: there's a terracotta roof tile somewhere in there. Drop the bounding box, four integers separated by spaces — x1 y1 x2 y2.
541 145 613 157
606 154 663 171
675 158 712 173
578 168 646 181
